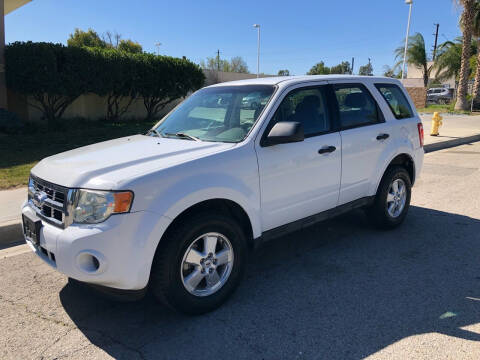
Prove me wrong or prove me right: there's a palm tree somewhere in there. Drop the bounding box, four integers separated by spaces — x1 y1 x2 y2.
455 0 475 110
471 0 480 100
395 33 433 87
434 37 477 85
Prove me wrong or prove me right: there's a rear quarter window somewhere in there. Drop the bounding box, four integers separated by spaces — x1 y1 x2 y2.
375 83 414 119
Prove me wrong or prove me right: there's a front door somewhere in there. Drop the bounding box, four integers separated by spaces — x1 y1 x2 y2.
255 84 341 231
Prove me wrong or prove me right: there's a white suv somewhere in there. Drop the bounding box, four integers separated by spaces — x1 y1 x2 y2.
22 75 424 314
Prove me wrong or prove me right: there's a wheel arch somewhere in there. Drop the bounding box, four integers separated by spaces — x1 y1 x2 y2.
159 198 256 252
373 153 416 195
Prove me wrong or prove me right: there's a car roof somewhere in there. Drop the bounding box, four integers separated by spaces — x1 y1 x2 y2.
207 75 401 88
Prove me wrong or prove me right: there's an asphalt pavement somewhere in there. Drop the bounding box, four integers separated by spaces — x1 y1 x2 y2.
1 143 480 359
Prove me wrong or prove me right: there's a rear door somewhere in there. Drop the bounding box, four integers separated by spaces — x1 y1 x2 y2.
329 81 391 205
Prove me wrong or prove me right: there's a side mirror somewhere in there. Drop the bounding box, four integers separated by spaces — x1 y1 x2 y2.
262 121 304 147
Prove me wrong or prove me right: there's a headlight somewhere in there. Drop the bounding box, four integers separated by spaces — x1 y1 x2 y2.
73 190 133 224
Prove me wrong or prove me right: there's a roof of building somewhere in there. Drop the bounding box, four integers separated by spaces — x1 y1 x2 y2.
5 0 32 15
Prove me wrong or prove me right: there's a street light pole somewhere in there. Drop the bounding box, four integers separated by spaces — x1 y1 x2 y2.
253 24 260 78
402 0 413 80
155 42 162 55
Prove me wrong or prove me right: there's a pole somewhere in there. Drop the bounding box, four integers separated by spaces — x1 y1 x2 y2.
217 49 220 72
0 0 7 109
402 1 413 80
351 57 355 75
432 23 439 61
256 26 260 78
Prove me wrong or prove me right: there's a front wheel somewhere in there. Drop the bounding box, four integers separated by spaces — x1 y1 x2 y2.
150 212 247 315
367 166 411 229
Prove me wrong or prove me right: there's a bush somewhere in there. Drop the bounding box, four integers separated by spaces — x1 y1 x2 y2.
0 109 24 134
135 54 205 120
5 42 205 123
5 42 96 127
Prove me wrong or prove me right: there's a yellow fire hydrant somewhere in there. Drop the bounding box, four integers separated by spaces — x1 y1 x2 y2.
431 112 443 136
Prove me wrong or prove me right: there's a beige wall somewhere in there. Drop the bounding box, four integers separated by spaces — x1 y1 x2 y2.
407 61 456 89
9 70 267 122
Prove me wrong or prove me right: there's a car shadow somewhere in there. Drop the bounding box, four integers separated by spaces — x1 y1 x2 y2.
59 205 480 359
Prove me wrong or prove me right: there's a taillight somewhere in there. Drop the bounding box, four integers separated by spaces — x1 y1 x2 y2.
417 123 424 147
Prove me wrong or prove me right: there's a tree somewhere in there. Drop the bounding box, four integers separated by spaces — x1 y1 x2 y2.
307 61 330 75
68 28 143 54
330 61 351 74
118 39 143 54
67 28 107 48
228 56 249 73
382 65 401 78
277 69 290 76
455 0 475 110
200 55 249 73
470 0 480 100
395 33 433 87
359 62 373 76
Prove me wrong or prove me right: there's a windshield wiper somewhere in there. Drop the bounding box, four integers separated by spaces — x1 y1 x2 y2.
146 129 162 137
164 132 201 141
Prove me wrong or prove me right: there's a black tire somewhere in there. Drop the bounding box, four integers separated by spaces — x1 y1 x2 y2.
150 212 247 315
367 166 412 230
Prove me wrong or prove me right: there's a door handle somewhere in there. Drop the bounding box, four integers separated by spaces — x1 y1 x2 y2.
376 133 390 140
318 146 336 154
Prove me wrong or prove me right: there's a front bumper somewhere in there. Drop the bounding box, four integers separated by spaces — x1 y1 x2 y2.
22 203 171 290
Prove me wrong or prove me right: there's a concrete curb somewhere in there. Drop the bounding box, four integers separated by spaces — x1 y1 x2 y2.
424 134 480 153
0 220 23 250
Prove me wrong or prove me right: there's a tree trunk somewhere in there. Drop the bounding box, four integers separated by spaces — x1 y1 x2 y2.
455 0 475 110
473 37 480 101
423 64 429 88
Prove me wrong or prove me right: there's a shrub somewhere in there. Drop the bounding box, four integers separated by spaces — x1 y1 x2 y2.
87 48 138 121
5 42 205 124
5 42 96 127
135 54 205 121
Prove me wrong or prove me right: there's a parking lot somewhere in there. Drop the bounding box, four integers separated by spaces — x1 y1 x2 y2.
1 142 480 359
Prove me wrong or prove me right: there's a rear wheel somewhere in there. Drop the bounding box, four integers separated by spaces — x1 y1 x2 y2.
150 212 247 315
367 166 411 229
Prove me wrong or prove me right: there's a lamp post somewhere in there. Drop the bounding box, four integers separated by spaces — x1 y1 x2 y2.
402 0 413 80
253 24 260 78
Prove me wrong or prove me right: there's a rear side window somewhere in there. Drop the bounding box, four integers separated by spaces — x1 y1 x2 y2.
375 83 414 119
333 84 382 129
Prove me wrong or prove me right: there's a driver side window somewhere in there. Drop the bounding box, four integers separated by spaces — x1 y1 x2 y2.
270 86 331 137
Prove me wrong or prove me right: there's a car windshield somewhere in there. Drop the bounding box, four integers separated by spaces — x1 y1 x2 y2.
152 85 275 143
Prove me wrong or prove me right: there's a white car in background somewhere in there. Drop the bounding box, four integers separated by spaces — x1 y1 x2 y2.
22 75 424 314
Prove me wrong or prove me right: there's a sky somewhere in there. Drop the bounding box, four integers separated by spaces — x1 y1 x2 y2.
5 0 464 76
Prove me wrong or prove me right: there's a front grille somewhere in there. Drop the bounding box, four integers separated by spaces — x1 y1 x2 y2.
28 175 71 228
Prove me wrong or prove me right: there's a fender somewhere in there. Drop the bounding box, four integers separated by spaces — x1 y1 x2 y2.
145 173 262 239
370 148 416 196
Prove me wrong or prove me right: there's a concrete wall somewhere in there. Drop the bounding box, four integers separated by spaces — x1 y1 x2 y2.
407 62 456 89
8 70 267 122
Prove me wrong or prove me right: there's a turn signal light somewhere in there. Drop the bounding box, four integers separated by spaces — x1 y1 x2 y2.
113 192 134 213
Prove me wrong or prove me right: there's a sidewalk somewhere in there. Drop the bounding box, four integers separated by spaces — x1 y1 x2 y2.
0 114 479 249
421 114 480 152
0 187 26 249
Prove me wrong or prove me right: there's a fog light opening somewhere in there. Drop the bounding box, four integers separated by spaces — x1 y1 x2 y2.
77 252 101 273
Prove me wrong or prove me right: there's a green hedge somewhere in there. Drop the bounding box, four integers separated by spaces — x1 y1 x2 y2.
5 41 205 124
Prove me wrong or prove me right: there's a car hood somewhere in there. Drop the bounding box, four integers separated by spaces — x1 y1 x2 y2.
31 135 235 189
